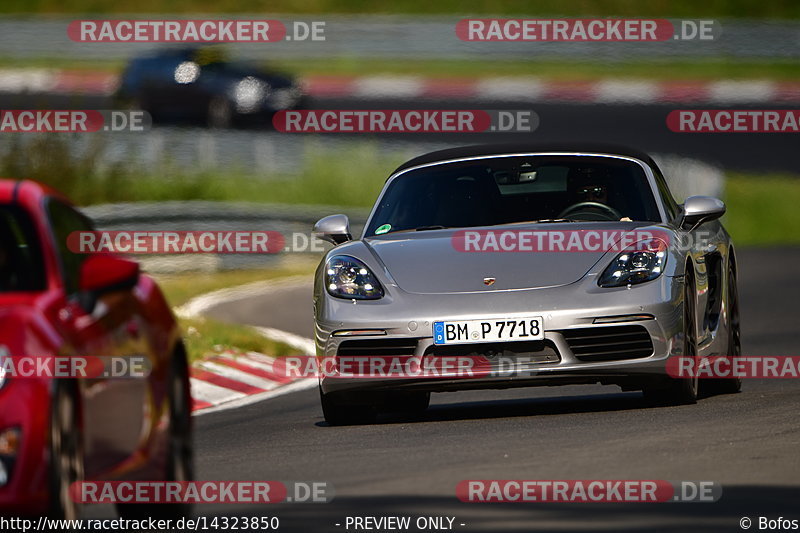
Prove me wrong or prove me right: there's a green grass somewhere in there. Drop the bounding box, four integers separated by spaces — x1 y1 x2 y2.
154 262 317 307
155 264 317 362
3 0 800 17
2 55 799 82
724 174 800 246
180 315 302 363
0 136 396 206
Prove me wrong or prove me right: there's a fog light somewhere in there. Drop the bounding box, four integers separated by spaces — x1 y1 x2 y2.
333 329 387 337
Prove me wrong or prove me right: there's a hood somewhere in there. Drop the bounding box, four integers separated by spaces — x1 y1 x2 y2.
364 222 655 295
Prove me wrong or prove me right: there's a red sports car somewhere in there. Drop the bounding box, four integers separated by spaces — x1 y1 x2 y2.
0 179 192 518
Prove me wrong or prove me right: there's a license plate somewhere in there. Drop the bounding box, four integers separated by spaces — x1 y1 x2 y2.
433 317 544 345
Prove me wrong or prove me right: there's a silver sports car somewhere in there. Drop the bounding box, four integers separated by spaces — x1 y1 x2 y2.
312 144 741 425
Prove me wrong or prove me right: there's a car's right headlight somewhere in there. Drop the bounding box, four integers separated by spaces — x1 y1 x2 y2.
598 240 667 288
325 255 384 300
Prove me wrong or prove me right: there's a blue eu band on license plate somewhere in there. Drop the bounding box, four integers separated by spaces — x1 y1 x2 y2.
433 317 544 345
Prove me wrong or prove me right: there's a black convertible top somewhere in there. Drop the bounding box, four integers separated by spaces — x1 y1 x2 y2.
390 143 660 176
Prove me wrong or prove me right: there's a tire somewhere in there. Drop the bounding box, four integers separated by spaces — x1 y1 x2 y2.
117 346 193 519
320 387 377 426
207 97 233 128
48 381 84 520
707 265 743 394
644 268 699 405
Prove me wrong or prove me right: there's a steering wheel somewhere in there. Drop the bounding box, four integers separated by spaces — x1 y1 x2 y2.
558 201 622 221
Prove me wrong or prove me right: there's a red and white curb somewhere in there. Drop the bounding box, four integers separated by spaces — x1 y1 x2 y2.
2 68 800 104
174 276 317 416
189 349 313 415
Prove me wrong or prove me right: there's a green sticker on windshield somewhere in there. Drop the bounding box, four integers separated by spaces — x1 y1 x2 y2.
375 224 392 235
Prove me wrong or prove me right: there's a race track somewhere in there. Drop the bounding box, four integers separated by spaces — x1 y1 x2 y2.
193 247 800 532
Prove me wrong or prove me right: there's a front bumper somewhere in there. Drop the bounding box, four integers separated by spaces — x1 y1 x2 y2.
317 274 688 395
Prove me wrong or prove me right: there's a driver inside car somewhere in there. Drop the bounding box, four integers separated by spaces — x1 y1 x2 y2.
564 167 632 221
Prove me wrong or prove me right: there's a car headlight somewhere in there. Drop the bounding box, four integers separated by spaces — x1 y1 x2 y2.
325 256 384 300
598 240 667 287
233 76 269 113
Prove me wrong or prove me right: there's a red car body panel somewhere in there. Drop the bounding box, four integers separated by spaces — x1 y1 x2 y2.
0 179 184 514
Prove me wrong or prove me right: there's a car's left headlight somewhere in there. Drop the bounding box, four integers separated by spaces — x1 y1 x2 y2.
325 255 384 300
233 76 269 113
598 241 667 287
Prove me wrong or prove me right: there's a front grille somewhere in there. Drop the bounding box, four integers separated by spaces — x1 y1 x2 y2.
561 325 654 362
424 340 561 371
337 338 418 357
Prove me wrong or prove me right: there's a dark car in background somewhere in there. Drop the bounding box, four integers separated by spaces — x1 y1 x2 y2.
116 46 305 127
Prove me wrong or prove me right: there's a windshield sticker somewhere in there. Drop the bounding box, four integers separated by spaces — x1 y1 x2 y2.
375 224 392 235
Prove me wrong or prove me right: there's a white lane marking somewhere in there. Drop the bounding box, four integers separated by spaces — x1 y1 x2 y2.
0 68 56 92
253 326 316 357
474 77 545 101
708 80 776 103
189 377 246 405
352 76 425 98
197 361 282 391
175 275 309 319
217 351 279 373
596 80 660 103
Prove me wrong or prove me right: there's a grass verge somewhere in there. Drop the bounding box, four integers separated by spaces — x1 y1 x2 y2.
3 0 799 18
724 173 800 246
155 262 317 363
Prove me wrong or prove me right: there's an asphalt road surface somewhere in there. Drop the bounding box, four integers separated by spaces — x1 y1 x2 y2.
195 247 800 532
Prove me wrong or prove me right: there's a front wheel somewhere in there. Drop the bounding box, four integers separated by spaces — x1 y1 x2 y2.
320 387 377 426
707 266 743 394
644 270 699 405
48 381 84 519
117 346 193 519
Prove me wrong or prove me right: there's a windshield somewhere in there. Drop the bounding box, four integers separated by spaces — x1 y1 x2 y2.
0 205 46 292
365 155 662 236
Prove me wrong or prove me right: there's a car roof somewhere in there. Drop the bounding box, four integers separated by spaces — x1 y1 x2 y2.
0 178 73 205
391 143 660 176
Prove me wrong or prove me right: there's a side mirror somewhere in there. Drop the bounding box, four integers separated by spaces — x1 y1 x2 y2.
680 196 726 230
313 214 352 245
79 255 140 294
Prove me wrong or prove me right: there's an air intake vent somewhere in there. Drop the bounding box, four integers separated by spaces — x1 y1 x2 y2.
562 325 654 362
337 338 418 357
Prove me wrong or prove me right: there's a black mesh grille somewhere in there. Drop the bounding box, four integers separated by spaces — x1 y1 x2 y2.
337 338 418 357
561 325 654 362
